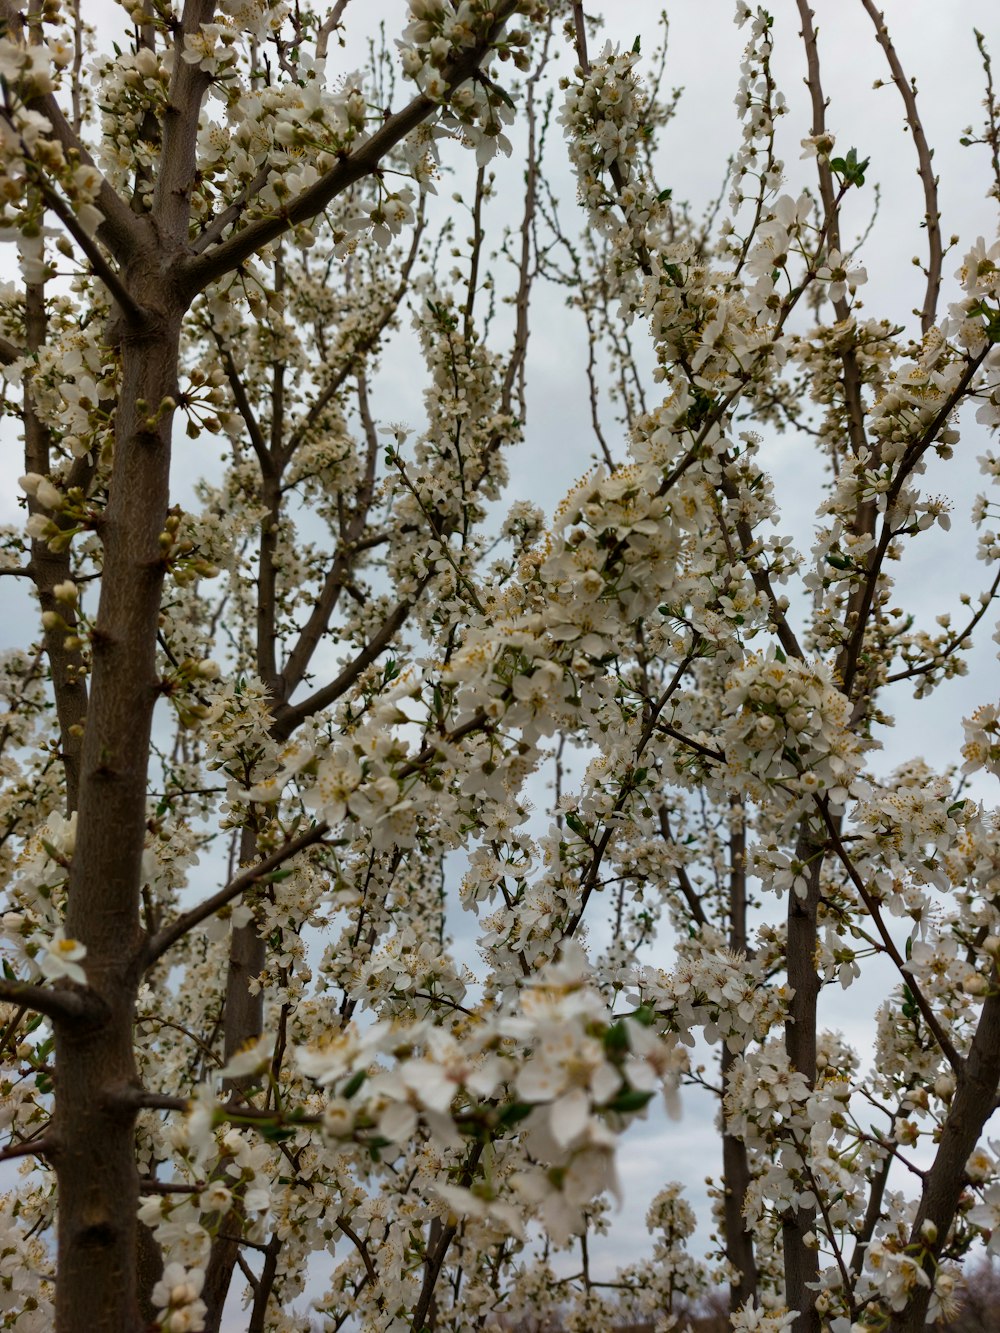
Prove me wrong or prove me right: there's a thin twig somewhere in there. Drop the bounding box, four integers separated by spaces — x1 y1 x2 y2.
859 0 942 332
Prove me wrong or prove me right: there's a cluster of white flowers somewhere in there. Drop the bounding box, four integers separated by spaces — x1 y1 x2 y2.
633 944 784 1055
559 44 662 243
396 0 540 166
151 1263 207 1333
722 651 863 812
290 943 681 1245
963 702 1000 776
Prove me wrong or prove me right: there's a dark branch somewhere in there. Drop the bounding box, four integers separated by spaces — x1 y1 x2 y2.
144 823 331 966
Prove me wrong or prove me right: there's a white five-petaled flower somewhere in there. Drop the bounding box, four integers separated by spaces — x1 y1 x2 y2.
39 929 87 986
816 248 867 303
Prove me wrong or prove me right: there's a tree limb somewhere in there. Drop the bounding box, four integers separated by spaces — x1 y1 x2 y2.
859 0 942 332
272 592 421 740
180 2 521 294
0 976 105 1025
143 823 331 966
0 1134 53 1164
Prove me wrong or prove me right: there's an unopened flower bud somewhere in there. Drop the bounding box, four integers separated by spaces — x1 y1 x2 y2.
963 974 990 996
933 1073 956 1101
35 477 64 510
322 1098 355 1140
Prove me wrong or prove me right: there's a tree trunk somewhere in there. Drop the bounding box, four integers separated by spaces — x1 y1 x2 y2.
723 811 759 1311
722 1045 760 1310
783 832 822 1333
888 992 1000 1331
53 299 182 1332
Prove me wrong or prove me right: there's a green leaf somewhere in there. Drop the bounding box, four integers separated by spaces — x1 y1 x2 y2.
605 1088 654 1114
258 1122 296 1143
632 34 641 53
832 146 870 187
564 810 589 841
342 1070 368 1100
497 1101 533 1128
603 1020 629 1054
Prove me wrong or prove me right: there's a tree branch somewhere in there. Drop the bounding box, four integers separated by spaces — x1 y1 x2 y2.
0 0 144 262
271 591 422 740
0 1134 53 1164
0 976 105 1026
0 331 20 364
25 167 145 322
143 823 331 966
815 798 964 1074
180 2 520 294
316 0 353 61
859 0 942 332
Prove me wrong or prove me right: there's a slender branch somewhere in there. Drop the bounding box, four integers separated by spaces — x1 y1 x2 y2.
849 1136 894 1281
656 803 709 929
815 798 964 1074
0 0 143 261
211 328 273 476
0 1134 53 1164
498 17 552 423
859 0 942 332
654 722 725 764
271 592 421 740
144 823 331 966
412 1142 485 1329
885 566 1000 684
316 0 353 60
123 1088 322 1131
138 1178 202 1195
838 344 990 695
0 134 145 321
337 1216 380 1290
191 162 272 255
566 656 698 936
281 206 425 465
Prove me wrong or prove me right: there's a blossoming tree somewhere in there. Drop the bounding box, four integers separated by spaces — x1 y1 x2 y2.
1 0 1000 1330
